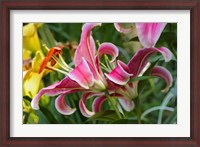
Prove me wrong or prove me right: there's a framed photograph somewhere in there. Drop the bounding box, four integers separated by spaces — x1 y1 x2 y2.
1 0 199 146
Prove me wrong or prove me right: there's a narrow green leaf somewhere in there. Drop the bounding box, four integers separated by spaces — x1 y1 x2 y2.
23 96 58 124
85 110 118 123
163 107 177 124
43 24 56 47
111 119 128 124
38 24 56 48
129 76 156 83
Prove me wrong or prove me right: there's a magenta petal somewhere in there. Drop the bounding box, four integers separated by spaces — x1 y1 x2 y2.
128 47 172 77
31 77 82 110
74 23 101 66
92 95 106 112
114 23 132 34
136 23 167 47
95 55 104 77
79 93 96 117
118 98 135 112
107 79 121 91
105 60 133 85
154 47 172 62
55 94 76 115
151 66 173 93
128 48 156 77
98 43 119 63
68 58 94 89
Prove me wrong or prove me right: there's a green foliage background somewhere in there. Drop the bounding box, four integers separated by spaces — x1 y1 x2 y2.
23 23 177 124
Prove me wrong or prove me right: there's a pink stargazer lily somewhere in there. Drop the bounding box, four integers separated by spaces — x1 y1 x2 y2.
109 22 173 108
31 22 173 118
31 23 122 117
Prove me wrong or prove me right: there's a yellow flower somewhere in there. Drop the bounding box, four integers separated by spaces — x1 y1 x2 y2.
23 51 44 97
23 23 42 52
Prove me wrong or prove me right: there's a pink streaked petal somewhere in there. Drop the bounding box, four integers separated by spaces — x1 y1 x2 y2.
105 60 133 85
106 79 121 91
114 23 132 34
31 77 82 110
128 48 156 77
74 23 101 66
98 43 119 63
68 58 94 89
118 98 135 112
151 66 173 93
92 95 106 112
55 94 76 115
136 23 167 47
95 55 104 77
79 93 96 118
86 57 101 81
154 47 172 62
128 47 172 77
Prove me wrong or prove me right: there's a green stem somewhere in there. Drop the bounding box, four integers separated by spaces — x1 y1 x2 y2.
105 91 122 119
135 97 142 124
170 44 177 59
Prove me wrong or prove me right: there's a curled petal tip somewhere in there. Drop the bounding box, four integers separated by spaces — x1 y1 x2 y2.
55 94 76 115
114 23 133 34
98 42 119 63
79 93 96 118
30 77 82 111
155 47 173 62
31 98 39 110
74 23 101 66
105 60 132 85
151 66 173 93
92 96 106 112
118 98 135 112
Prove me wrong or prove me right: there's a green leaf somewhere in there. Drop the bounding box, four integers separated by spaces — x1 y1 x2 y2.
129 76 156 83
85 110 118 123
38 24 56 48
157 32 177 45
111 119 128 124
62 47 72 63
23 96 58 124
163 107 177 124
27 112 39 124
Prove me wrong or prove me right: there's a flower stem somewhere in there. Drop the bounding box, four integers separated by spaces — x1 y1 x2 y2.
105 91 122 119
135 96 142 124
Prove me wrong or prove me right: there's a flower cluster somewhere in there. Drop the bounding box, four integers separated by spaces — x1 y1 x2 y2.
31 23 173 118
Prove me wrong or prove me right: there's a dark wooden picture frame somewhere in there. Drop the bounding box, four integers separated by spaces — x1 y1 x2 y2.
1 0 199 146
